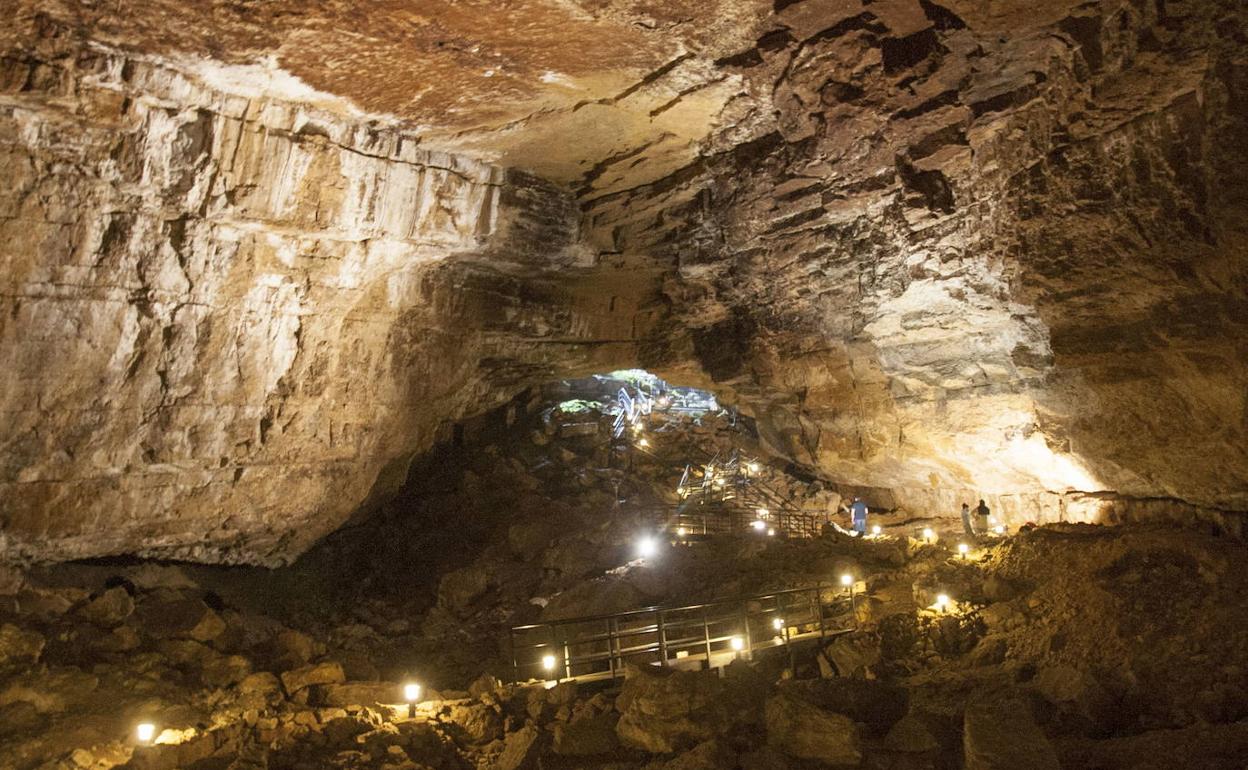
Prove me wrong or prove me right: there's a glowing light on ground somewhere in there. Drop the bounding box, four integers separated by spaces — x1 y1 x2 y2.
637 536 658 558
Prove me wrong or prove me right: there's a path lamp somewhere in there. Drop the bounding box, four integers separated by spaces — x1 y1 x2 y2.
922 527 935 544
637 536 658 559
958 543 969 559
135 723 157 745
872 525 882 536
841 573 855 616
935 593 950 613
541 653 560 683
403 682 422 718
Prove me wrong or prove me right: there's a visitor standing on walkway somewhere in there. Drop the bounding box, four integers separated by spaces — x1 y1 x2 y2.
850 497 869 535
975 499 991 533
961 503 975 536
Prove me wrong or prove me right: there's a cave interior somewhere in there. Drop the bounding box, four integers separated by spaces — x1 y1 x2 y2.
1 0 1247 768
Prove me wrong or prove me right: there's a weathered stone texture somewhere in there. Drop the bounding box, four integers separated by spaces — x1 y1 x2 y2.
0 41 657 565
2 0 1247 564
585 0 1248 528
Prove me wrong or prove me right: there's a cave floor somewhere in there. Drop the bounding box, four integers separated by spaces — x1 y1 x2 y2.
2 388 1247 769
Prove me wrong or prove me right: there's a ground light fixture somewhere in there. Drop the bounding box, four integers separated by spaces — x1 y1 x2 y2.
403 682 422 717
135 723 157 744
935 593 950 612
958 543 969 558
677 526 687 537
730 636 745 652
872 525 882 536
767 528 776 537
922 527 935 543
840 573 853 587
747 462 759 474
637 536 658 559
772 617 784 631
994 525 1005 535
542 654 557 675
752 520 766 532
637 437 649 448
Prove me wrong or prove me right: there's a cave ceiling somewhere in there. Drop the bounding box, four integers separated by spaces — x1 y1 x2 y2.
1 0 1246 564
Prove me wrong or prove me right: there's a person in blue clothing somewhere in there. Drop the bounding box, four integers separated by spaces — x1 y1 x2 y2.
849 497 869 535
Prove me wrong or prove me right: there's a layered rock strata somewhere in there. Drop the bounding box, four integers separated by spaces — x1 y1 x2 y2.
0 41 660 564
2 0 1247 564
588 0 1248 528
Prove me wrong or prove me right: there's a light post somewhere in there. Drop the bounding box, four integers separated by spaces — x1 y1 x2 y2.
403 682 422 718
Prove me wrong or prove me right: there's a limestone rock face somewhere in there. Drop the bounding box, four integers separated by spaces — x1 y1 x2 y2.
2 0 1247 564
0 37 659 565
585 0 1248 528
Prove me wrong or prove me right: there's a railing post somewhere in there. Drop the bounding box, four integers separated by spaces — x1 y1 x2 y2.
611 616 622 678
701 608 712 669
509 628 518 683
814 585 827 639
607 619 616 680
657 610 669 667
548 625 561 683
740 605 753 661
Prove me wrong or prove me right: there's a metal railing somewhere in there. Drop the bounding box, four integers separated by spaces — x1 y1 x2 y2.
508 584 855 684
669 505 829 539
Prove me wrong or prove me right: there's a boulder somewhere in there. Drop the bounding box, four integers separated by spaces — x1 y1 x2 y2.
440 700 503 745
963 695 1059 770
765 691 862 765
552 711 618 755
1032 664 1111 729
781 678 907 734
281 661 346 695
493 724 541 770
275 629 320 668
819 631 882 678
137 598 227 642
0 668 98 714
615 667 734 753
663 739 737 770
468 673 501 698
202 654 253 688
885 713 940 753
77 586 135 627
323 682 403 708
438 564 493 614
0 624 44 665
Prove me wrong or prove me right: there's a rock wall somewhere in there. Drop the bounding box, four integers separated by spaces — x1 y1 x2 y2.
0 40 661 565
2 0 1247 565
591 0 1248 528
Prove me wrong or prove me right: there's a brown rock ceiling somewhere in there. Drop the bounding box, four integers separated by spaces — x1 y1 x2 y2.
0 0 1245 564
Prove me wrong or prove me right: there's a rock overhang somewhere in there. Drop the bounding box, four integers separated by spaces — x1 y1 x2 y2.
1 0 1246 564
